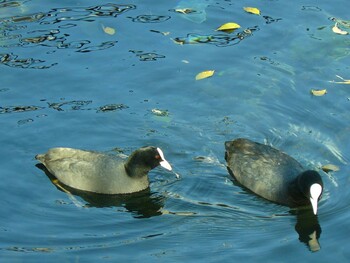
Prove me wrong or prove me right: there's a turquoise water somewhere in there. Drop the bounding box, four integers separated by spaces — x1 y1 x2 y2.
1 0 350 262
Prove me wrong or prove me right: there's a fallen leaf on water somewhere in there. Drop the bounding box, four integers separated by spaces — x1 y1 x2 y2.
195 70 215 80
216 22 241 33
243 7 261 15
322 164 340 173
102 25 116 35
310 89 327 96
332 23 349 35
175 8 195 14
330 75 350 84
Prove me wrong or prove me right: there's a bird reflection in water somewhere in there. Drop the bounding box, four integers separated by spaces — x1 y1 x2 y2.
292 208 322 252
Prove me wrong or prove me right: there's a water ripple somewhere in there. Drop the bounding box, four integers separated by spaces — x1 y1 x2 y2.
128 15 171 23
0 3 135 68
173 27 258 47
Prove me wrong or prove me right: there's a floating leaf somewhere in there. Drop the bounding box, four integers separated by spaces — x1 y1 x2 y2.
195 70 215 80
102 25 116 35
332 23 349 35
330 75 350 84
322 164 340 173
216 22 241 33
310 89 327 96
244 7 261 15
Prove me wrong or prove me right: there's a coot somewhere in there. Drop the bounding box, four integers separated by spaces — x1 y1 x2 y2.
225 138 323 214
36 146 173 194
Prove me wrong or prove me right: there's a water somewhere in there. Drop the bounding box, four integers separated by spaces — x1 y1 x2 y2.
1 0 350 261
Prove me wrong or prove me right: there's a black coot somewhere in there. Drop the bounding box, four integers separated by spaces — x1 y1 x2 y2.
225 138 323 214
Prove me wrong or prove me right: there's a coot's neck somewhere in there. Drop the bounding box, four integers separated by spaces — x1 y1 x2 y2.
124 155 151 178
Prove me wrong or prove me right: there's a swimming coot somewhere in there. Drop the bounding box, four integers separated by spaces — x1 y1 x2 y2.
35 146 173 194
225 138 323 214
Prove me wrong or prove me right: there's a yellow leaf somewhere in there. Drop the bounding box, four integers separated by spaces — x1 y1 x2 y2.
102 25 116 35
332 23 349 35
243 7 261 15
195 70 215 80
322 164 340 173
216 22 241 33
310 89 327 96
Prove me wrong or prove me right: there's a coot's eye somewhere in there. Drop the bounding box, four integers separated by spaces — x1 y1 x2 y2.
155 154 161 160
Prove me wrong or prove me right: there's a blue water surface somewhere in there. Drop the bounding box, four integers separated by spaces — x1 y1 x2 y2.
1 0 350 262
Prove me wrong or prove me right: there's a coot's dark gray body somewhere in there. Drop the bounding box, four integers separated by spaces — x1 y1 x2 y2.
225 138 323 213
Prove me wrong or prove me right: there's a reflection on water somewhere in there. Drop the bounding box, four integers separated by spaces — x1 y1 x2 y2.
0 53 56 69
293 208 322 252
0 105 43 114
71 190 165 219
228 171 323 252
0 3 135 68
0 99 129 119
36 163 164 218
173 28 257 47
128 15 170 23
172 6 281 47
129 50 166 61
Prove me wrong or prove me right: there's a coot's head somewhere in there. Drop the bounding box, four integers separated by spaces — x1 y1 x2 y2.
298 170 323 215
126 146 172 177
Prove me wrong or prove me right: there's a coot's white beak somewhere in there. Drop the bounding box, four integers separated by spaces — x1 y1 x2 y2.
310 183 322 215
160 160 172 171
157 148 172 171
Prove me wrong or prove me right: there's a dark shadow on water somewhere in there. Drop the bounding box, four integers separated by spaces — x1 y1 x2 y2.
292 208 322 252
35 163 165 219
